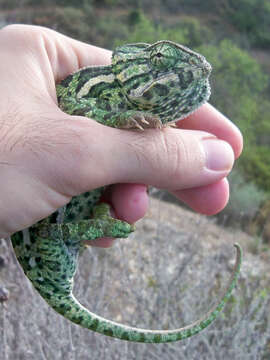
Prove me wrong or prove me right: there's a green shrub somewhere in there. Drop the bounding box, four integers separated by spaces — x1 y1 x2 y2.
114 11 187 46
241 146 270 191
166 16 213 48
217 170 265 227
225 0 270 48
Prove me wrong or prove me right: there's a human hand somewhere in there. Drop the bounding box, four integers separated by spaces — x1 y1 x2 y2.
0 25 242 246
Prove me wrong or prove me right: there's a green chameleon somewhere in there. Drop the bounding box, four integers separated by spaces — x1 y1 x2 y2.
11 41 242 343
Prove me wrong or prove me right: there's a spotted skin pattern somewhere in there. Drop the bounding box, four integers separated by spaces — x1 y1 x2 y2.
11 41 242 343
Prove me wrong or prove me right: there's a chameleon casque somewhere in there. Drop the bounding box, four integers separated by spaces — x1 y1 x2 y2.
11 41 242 343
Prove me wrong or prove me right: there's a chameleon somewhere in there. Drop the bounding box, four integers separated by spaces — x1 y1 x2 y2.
11 40 242 343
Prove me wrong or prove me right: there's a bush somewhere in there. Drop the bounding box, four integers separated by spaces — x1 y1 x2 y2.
113 11 187 47
240 146 270 191
217 170 265 228
225 0 270 48
168 16 213 48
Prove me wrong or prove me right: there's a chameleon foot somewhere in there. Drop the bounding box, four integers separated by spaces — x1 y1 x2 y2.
116 111 162 130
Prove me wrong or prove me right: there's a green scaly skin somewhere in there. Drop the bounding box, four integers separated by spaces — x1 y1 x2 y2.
11 41 242 343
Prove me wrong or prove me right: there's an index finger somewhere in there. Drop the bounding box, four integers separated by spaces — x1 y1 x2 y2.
177 103 243 159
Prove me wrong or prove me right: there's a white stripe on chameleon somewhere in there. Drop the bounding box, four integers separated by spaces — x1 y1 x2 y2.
117 64 149 83
77 73 115 98
129 73 179 98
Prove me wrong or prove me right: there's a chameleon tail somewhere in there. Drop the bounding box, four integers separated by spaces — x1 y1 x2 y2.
47 243 242 343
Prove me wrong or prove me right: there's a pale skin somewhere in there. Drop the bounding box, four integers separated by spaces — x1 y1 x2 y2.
0 25 243 247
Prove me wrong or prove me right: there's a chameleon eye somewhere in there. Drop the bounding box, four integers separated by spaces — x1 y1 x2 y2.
150 48 176 69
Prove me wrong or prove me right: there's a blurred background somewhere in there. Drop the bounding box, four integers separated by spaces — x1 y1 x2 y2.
0 1 270 359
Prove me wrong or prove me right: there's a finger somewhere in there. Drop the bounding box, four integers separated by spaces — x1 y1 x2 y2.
106 183 149 223
177 103 243 159
172 178 229 215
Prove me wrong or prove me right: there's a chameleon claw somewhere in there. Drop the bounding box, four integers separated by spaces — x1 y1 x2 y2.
134 122 145 131
141 118 150 125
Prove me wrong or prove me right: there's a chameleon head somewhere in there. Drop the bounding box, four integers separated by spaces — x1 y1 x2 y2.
112 40 212 123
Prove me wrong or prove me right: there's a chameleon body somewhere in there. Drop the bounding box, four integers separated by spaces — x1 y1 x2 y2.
11 41 242 343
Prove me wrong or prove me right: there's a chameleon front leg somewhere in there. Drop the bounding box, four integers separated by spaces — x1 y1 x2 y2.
35 203 135 244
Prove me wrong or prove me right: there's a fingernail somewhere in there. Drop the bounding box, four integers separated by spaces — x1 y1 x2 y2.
202 138 234 171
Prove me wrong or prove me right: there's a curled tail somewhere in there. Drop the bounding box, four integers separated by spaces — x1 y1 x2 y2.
47 243 242 343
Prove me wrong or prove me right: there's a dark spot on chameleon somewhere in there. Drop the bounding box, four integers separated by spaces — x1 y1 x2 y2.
187 70 194 82
103 328 114 337
145 74 152 82
169 81 176 88
36 257 41 263
154 84 168 96
131 81 140 90
118 102 126 110
103 114 111 121
78 206 83 212
154 334 162 342
83 192 90 198
182 107 190 113
90 318 99 330
61 274 66 280
198 95 204 103
170 100 179 108
117 92 125 99
178 73 188 89
78 315 84 322
36 279 44 285
44 292 51 299
142 91 153 100
66 213 75 221
120 331 129 341
49 211 58 223
105 103 112 111
71 316 81 325
25 244 30 251
12 232 23 246
65 305 72 312
59 303 65 308
139 333 146 342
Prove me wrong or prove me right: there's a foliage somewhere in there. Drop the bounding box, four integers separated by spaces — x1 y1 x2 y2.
240 146 270 191
225 0 270 48
168 16 213 48
112 11 213 48
113 11 187 46
217 170 265 228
